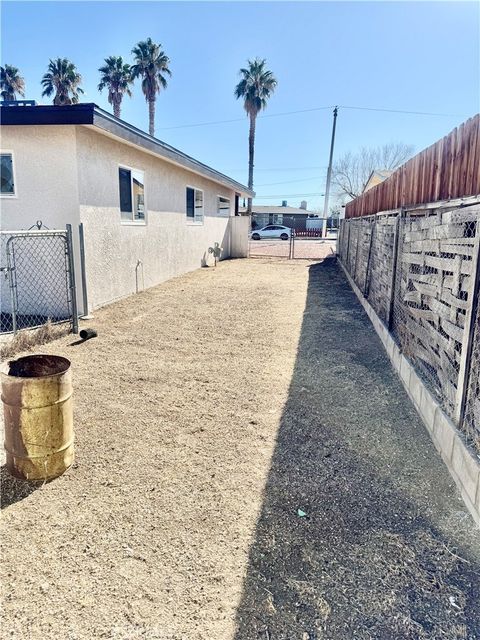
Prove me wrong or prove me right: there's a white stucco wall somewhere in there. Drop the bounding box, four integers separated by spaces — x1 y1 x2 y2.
75 127 237 310
1 126 80 230
1 126 81 319
1 123 246 323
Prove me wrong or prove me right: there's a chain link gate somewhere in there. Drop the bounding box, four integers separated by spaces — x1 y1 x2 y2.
1 225 78 335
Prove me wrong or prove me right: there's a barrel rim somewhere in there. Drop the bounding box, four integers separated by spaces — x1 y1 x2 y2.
1 354 71 379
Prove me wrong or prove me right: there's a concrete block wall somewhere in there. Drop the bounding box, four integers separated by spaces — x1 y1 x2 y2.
339 259 480 526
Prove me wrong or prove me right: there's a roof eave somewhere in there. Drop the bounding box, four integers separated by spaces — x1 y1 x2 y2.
92 107 253 197
0 103 254 197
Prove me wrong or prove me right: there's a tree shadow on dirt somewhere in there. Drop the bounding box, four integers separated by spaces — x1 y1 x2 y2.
1 465 39 509
234 257 480 640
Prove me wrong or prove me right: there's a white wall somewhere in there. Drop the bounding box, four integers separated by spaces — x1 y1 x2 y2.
75 127 236 310
230 216 250 258
1 126 80 319
1 123 246 322
1 126 80 230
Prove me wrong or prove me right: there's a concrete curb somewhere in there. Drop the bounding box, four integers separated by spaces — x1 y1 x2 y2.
338 258 480 527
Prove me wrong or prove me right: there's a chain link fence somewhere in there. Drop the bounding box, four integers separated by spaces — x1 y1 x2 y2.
339 203 480 454
0 227 78 335
249 229 337 261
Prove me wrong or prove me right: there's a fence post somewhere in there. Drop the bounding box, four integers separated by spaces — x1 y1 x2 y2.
363 216 376 296
387 210 403 332
454 224 480 425
353 223 362 283
66 224 79 334
345 221 351 270
6 238 17 335
78 223 89 317
337 220 343 259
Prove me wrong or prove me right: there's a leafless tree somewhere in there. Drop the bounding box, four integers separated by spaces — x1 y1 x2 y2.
333 142 414 200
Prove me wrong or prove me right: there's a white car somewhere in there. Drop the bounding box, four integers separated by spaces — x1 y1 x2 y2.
250 225 292 241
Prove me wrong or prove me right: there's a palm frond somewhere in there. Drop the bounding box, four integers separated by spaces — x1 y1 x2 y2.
234 57 277 117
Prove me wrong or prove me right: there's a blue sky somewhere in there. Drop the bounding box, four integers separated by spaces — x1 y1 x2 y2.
2 1 479 209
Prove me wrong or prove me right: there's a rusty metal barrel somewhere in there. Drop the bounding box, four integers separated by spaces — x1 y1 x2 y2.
1 354 74 481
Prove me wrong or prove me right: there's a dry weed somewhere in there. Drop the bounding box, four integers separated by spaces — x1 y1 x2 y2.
0 321 71 360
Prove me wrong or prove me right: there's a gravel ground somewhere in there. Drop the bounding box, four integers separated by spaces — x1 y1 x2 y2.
1 257 479 640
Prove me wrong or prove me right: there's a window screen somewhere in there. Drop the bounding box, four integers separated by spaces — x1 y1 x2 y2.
119 168 132 216
186 187 195 218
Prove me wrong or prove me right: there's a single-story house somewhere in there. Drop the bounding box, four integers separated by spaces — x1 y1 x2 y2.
241 201 319 231
363 169 393 193
1 103 253 318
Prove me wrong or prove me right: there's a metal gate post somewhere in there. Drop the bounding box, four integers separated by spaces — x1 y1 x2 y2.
5 237 18 334
66 224 79 334
78 223 89 317
289 230 294 259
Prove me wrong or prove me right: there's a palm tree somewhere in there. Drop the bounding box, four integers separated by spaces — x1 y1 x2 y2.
234 58 277 214
41 58 84 105
131 38 171 136
98 56 133 119
1 65 25 101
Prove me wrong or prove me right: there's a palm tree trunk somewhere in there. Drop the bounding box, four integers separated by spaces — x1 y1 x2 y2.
113 99 121 119
247 113 256 215
148 98 155 136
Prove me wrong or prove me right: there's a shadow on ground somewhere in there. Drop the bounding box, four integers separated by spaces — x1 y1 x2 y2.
1 465 39 509
234 257 480 640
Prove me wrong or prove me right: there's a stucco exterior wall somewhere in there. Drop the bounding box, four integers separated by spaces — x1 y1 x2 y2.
1 126 80 230
75 127 236 310
1 126 81 319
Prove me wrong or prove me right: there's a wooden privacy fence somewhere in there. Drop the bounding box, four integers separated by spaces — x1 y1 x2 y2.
338 201 480 454
345 115 480 218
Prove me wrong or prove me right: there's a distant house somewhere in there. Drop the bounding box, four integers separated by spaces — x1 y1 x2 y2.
363 170 393 193
241 200 319 231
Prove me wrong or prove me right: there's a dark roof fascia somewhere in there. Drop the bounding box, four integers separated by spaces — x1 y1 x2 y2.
0 103 95 125
0 103 253 196
92 107 253 196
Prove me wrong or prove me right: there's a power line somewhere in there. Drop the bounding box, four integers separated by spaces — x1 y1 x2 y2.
254 176 325 187
225 166 328 172
253 192 325 199
339 105 465 117
158 104 466 131
157 105 333 130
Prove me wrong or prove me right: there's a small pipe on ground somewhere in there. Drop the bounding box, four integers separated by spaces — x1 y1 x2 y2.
79 328 97 341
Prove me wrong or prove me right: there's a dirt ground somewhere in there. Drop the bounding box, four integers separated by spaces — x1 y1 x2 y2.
1 257 479 640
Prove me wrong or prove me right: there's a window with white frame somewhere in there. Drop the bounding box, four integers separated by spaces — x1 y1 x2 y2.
119 167 145 222
186 186 204 224
217 196 231 217
1 153 15 196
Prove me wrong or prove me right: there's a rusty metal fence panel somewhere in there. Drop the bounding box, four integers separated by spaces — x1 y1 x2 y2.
0 227 78 335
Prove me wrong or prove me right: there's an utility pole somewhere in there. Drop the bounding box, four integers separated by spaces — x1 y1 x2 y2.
322 106 338 239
